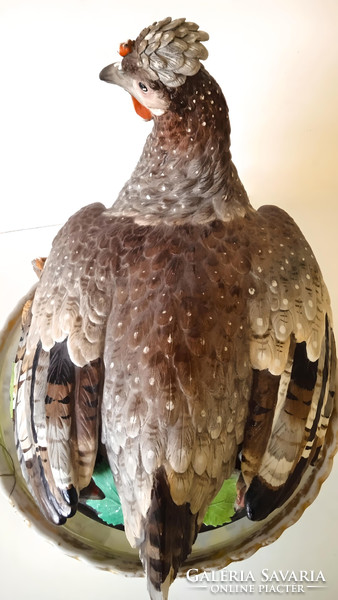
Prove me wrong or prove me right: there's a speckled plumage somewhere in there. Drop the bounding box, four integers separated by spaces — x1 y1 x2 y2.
13 17 336 600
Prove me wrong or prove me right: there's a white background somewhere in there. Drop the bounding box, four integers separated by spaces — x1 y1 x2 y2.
0 1 338 598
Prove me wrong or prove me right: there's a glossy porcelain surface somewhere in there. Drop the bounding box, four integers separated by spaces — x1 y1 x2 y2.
1 296 337 577
1 3 337 599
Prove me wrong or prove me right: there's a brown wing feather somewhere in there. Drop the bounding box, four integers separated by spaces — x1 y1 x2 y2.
241 369 281 486
14 302 71 523
245 200 336 521
72 359 103 489
13 302 103 523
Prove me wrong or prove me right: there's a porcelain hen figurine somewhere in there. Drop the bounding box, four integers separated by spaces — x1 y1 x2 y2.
13 17 336 600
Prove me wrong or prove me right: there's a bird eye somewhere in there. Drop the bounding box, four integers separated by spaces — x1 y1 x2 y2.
138 82 148 93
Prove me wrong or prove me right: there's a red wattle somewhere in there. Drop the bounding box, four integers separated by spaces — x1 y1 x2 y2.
131 96 153 121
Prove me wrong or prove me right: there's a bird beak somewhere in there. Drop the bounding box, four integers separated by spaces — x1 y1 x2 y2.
99 61 126 87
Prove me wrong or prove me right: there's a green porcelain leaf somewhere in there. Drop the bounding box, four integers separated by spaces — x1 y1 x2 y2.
203 474 237 527
86 461 124 526
86 462 237 529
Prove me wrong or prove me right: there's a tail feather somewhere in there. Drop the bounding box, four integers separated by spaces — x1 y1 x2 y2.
139 466 198 600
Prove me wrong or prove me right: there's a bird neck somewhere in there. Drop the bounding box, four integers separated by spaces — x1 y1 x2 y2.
112 68 251 225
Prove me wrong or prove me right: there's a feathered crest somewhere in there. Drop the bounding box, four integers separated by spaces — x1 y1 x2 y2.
133 17 209 88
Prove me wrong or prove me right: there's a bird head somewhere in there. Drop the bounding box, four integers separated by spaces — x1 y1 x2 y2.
99 17 209 121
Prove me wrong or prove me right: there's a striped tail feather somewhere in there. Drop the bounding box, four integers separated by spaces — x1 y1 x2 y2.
139 466 198 600
13 300 103 525
244 314 335 520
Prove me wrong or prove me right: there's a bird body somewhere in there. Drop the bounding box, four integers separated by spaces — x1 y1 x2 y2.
13 17 336 600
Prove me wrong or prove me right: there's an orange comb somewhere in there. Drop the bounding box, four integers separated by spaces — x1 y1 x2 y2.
119 40 134 57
